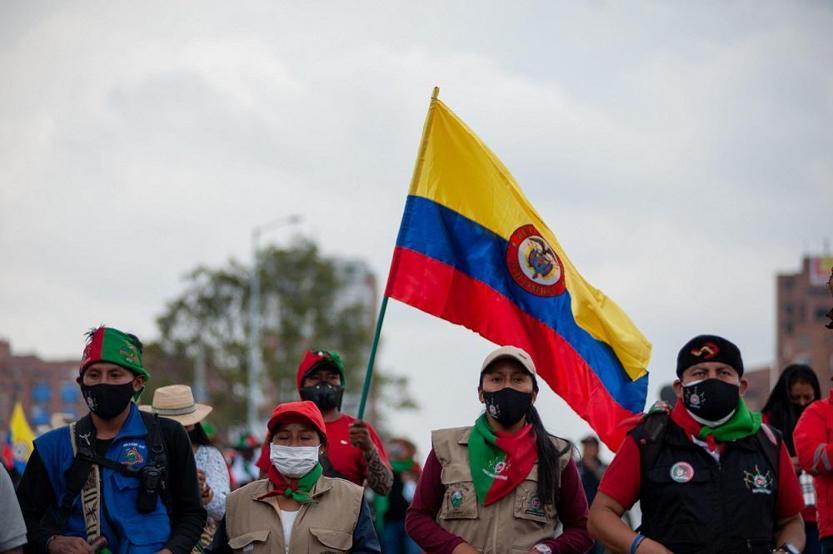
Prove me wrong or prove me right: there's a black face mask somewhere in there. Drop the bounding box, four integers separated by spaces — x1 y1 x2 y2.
299 382 344 411
682 379 740 427
483 388 533 427
81 382 136 420
793 403 809 419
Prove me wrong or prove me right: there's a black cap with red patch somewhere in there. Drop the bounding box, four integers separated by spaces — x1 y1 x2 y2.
676 334 743 378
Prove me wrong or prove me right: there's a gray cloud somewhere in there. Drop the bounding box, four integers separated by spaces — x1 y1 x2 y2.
1 1 831 454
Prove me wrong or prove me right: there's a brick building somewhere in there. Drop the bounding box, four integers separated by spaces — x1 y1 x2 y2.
702 255 832 412
742 365 772 412
0 339 85 434
775 255 833 395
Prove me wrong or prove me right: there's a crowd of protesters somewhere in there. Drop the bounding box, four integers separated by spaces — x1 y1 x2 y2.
4 326 833 552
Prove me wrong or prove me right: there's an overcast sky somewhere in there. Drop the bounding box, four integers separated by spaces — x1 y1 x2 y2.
2 2 832 457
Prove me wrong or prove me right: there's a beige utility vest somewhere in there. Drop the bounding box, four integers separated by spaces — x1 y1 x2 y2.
224 476 364 554
432 426 570 553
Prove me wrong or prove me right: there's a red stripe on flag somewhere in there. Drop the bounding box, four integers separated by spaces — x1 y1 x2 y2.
386 246 637 450
2 441 12 471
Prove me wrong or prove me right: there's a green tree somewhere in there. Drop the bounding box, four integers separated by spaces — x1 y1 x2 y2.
151 237 413 438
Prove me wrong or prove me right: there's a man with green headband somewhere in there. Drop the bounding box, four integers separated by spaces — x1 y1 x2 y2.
589 334 805 554
16 326 206 554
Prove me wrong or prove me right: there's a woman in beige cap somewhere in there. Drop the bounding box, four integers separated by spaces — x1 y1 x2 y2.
143 384 230 551
405 346 592 554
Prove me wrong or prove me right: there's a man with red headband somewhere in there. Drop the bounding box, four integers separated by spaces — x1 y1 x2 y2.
16 326 206 554
207 401 380 552
257 349 393 495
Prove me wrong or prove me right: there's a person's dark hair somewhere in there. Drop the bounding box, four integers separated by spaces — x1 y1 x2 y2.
188 422 212 446
761 364 821 453
580 435 599 446
125 333 144 353
526 406 567 508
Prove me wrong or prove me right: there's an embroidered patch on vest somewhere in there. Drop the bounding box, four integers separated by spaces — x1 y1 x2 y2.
119 441 147 466
525 495 545 517
122 446 145 466
450 489 464 508
743 465 773 495
670 461 695 483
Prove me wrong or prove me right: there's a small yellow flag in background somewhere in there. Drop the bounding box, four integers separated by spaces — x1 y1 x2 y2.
9 401 35 473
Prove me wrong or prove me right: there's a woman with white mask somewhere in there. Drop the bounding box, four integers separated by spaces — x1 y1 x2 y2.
206 401 380 553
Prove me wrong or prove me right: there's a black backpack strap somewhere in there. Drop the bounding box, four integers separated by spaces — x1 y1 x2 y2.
138 411 172 509
633 412 671 472
57 416 96 527
140 411 166 463
755 423 782 477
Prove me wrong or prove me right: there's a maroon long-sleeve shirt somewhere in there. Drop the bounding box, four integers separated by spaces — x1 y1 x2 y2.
405 449 592 553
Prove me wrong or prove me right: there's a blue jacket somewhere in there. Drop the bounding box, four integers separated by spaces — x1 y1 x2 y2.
34 404 171 554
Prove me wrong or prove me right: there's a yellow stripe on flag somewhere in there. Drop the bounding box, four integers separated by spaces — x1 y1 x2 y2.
409 97 651 380
10 401 35 462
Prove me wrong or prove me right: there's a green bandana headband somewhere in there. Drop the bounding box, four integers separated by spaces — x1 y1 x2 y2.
80 327 150 399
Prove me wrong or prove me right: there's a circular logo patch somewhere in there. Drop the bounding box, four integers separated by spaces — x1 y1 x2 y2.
506 224 565 297
670 461 695 483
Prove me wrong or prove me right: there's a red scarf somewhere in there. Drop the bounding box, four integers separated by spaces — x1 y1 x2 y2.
670 402 719 452
260 462 323 504
468 415 538 506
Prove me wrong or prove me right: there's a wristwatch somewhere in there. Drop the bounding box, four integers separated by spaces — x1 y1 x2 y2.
772 544 799 554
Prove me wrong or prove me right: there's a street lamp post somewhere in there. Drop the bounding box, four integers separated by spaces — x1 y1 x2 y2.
247 214 302 434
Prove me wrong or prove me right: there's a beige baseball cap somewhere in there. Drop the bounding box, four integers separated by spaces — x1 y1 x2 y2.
480 345 537 376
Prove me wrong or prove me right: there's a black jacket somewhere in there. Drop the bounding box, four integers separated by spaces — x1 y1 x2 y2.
634 414 780 554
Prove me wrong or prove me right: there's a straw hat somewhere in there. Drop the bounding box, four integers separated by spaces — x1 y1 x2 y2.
139 384 212 427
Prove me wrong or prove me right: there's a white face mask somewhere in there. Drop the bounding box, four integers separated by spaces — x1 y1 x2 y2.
269 444 320 478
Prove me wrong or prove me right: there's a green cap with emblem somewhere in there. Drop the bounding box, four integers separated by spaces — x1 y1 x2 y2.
80 326 150 381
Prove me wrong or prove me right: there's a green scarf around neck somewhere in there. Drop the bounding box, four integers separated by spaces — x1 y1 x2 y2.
699 398 761 442
267 463 323 504
391 459 415 473
468 414 537 506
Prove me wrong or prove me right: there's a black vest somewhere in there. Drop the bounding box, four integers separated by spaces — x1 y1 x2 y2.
634 415 780 554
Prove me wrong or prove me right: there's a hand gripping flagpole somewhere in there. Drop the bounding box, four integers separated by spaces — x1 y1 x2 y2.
357 86 440 420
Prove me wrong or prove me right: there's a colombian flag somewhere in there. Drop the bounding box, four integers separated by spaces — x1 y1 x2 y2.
8 402 35 474
385 92 651 449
